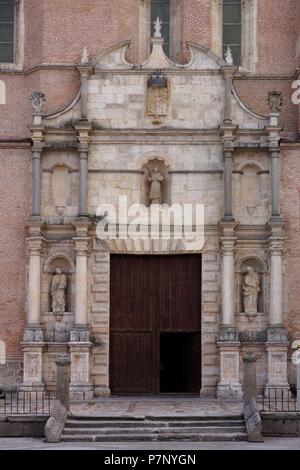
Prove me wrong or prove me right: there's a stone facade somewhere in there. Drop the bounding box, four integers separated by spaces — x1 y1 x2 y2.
0 1 300 399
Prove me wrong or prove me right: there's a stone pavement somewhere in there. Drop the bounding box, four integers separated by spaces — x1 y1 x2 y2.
70 396 243 418
0 437 300 450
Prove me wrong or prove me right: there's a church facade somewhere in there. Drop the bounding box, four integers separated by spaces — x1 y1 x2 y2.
0 0 300 399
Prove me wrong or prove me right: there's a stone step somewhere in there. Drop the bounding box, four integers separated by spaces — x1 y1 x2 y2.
63 425 246 435
61 432 248 443
70 414 244 422
65 419 245 429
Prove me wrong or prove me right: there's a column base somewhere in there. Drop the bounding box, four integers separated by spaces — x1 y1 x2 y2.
69 340 92 401
217 382 243 400
19 383 45 393
21 342 45 391
217 336 242 401
69 384 94 401
94 387 111 398
23 326 44 343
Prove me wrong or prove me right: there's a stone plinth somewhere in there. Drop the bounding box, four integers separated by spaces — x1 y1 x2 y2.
217 336 243 400
20 343 45 391
69 339 93 401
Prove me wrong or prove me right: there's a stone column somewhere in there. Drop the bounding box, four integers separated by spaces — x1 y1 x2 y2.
74 236 90 327
21 234 45 391
221 65 236 123
270 149 280 218
31 144 43 217
77 56 93 120
29 92 45 220
219 122 237 222
265 207 289 394
55 353 71 410
269 241 283 326
221 236 236 327
217 222 242 399
265 106 282 222
27 237 43 326
70 221 93 400
74 122 92 218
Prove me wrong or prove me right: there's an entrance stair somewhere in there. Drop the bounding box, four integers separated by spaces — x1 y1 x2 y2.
60 414 248 442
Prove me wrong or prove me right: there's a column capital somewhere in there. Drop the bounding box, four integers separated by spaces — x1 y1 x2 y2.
221 64 238 78
73 218 91 237
267 218 284 237
219 122 238 143
30 125 45 144
219 220 239 238
77 63 94 79
26 236 46 255
73 237 91 255
26 219 45 237
265 125 281 149
74 121 93 144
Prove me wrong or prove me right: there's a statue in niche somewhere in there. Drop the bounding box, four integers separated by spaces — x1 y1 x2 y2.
51 268 67 316
148 167 164 204
242 267 260 321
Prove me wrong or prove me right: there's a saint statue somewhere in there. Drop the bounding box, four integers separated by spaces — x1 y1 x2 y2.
148 167 164 204
242 267 260 319
51 268 67 316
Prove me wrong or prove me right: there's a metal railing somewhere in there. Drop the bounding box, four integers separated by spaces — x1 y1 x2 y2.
260 388 300 412
0 391 56 415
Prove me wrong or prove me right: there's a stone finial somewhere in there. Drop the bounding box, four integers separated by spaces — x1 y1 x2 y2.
154 17 162 39
267 91 283 114
225 46 234 65
29 91 46 115
81 46 89 64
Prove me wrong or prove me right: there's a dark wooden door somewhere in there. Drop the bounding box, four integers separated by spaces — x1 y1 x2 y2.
110 255 202 393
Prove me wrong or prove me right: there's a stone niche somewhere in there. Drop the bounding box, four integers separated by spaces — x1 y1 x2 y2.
236 256 268 329
42 254 75 342
140 157 170 206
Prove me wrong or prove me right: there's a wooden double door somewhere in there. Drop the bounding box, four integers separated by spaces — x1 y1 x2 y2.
110 255 202 394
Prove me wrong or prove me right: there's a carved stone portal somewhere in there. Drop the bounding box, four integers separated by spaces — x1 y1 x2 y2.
242 267 260 322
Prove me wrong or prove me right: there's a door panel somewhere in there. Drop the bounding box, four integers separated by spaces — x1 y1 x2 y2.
110 333 154 393
110 255 202 394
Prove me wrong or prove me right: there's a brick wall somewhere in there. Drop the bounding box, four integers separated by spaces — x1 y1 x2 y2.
0 148 31 361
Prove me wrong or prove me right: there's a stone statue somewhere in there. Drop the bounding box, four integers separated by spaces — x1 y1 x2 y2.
51 268 67 316
148 167 164 204
29 91 46 115
242 267 260 320
267 91 283 114
154 17 162 39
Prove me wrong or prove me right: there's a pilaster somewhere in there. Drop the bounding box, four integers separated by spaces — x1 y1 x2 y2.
74 122 92 217
219 122 238 222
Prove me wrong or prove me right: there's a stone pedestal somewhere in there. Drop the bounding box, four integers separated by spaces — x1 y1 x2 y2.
69 338 93 401
217 338 243 400
20 343 45 391
265 326 289 394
